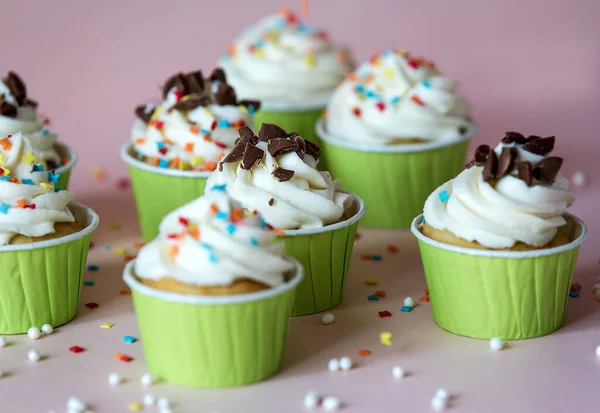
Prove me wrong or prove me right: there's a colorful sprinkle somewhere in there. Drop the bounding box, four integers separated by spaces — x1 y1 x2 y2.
352 107 361 117
420 296 430 302
378 311 392 318
569 291 580 297
400 306 413 312
375 290 387 298
0 204 9 214
422 80 431 88
31 164 44 172
386 244 399 253
83 280 95 286
119 289 131 296
218 119 230 128
380 332 392 346
87 265 99 271
411 95 425 106
127 402 143 412
21 178 33 185
358 349 371 357
48 171 60 184
41 129 50 135
438 190 450 202
114 353 134 363
21 151 36 165
226 224 236 234
249 237 259 247
368 294 380 301
100 323 114 329
123 336 137 344
365 279 378 286
69 346 85 354
85 302 99 309
372 254 383 261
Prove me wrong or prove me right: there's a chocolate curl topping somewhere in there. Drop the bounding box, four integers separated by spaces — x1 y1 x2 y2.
304 140 321 161
185 70 204 95
209 68 227 83
293 134 306 159
235 126 258 145
465 144 491 168
258 123 287 142
3 71 27 105
0 101 17 118
214 82 237 106
268 138 299 157
501 131 527 145
24 98 38 108
523 136 555 156
241 143 264 171
519 161 533 186
532 157 563 184
272 167 294 182
134 105 155 124
496 147 518 179
482 150 498 182
171 95 212 112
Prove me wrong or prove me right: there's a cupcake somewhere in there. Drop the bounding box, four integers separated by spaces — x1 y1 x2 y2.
316 49 475 228
0 132 99 334
220 8 352 146
411 132 587 339
123 190 302 387
207 123 365 316
121 67 260 241
0 71 77 189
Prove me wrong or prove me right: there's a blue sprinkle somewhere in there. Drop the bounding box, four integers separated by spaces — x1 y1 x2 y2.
87 265 99 272
136 151 144 160
0 203 9 214
83 280 95 286
569 291 579 298
260 219 267 229
54 187 62 192
422 80 432 88
372 255 383 261
0 176 9 181
216 211 228 220
209 252 218 263
122 335 137 344
390 96 401 104
156 142 165 149
200 242 213 251
366 90 380 99
367 294 380 301
255 39 266 48
104 244 111 251
226 224 236 234
218 119 230 128
438 190 450 203
273 18 287 29
400 306 413 312
249 237 259 247
221 52 231 61
21 179 34 185
576 282 582 290
248 105 256 116
48 172 60 184
211 184 227 191
383 49 394 57
31 164 45 172
201 129 211 135
41 129 50 135
355 85 365 94
297 24 314 34
158 159 169 168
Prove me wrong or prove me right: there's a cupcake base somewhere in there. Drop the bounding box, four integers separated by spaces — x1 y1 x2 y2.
140 276 269 296
9 221 84 245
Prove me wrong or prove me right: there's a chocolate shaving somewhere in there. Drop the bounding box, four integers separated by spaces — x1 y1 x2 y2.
221 142 246 165
209 68 227 83
24 98 38 108
272 167 294 182
135 105 155 124
501 131 527 145
305 139 321 161
523 136 555 155
526 135 541 142
293 134 306 159
496 147 518 178
519 161 533 186
162 73 187 98
482 150 498 182
236 126 258 145
241 143 264 170
4 71 27 105
171 95 212 112
214 83 237 106
185 70 204 95
466 144 491 168
268 138 299 157
532 157 563 184
268 198 274 206
0 101 17 118
258 123 287 142
238 99 261 112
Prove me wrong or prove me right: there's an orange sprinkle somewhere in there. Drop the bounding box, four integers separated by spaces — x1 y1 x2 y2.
169 245 180 257
375 290 387 298
322 110 328 119
114 353 134 362
231 208 244 222
358 349 371 357
151 157 159 166
360 253 372 261
386 244 399 253
227 44 236 56
8 177 20 184
124 254 137 262
135 138 146 145
133 241 145 249
0 138 12 151
280 5 291 16
62 156 70 165
424 288 429 296
203 134 212 142
210 203 219 214
203 161 217 171
148 119 158 127
184 143 194 152
16 199 26 208
346 73 358 82
189 125 200 135
187 226 200 239
420 296 430 303
172 157 180 169
119 288 131 295
336 49 348 64
366 74 374 83
301 0 308 17
411 95 425 106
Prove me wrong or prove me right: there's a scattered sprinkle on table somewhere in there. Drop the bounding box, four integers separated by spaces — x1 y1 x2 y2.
386 244 399 253
380 332 392 346
401 306 413 312
355 232 362 240
87 265 99 271
114 248 127 256
127 402 143 411
69 346 85 354
365 279 378 286
570 282 581 292
358 349 371 357
90 165 107 181
85 302 99 309
101 323 114 329
123 335 137 344
114 353 134 362
120 288 132 295
367 294 380 301
116 177 131 190
361 253 382 261
420 296 430 302
321 313 335 325
378 311 392 318
104 244 111 251
109 222 122 230
375 290 386 297
83 280 95 286
569 291 580 297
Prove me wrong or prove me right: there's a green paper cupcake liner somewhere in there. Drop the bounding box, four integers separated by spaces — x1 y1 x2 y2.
281 192 365 316
123 259 303 388
411 214 588 340
0 203 99 334
121 143 211 242
55 142 77 190
316 118 472 228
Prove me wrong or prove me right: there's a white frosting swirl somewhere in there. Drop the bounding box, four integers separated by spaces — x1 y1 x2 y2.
325 49 474 145
134 190 294 287
131 86 255 171
207 140 352 230
220 10 352 105
0 132 75 245
423 142 575 249
0 79 61 166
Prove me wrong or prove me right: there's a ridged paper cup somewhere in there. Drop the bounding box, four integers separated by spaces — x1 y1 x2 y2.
120 143 211 242
316 118 473 228
123 259 303 388
54 142 77 190
0 203 99 334
281 191 365 316
411 214 588 340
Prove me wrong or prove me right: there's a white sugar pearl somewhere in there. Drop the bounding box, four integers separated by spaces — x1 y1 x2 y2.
108 372 122 386
157 397 170 409
435 388 450 401
490 337 504 351
328 358 340 371
27 326 41 340
431 396 448 411
143 394 156 406
140 372 155 387
0 336 6 347
595 345 600 358
321 313 335 325
339 356 353 371
322 396 342 411
572 172 586 187
392 366 405 379
403 297 415 307
67 397 86 412
303 390 320 408
593 283 600 293
28 349 40 362
41 324 53 334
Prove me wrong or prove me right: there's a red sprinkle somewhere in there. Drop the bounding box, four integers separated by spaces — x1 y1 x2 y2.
158 147 168 155
210 120 217 130
355 233 362 240
411 95 425 106
214 141 227 149
69 346 85 354
378 311 392 318
178 216 189 226
352 107 361 117
155 121 165 130
24 204 36 209
85 302 99 309
360 253 372 261
375 101 386 112
173 90 184 101
570 283 581 292
116 177 131 190
407 57 422 69
375 290 387 298
386 244 399 253
114 353 134 362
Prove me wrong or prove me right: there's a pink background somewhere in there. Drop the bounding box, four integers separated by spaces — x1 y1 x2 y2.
0 1 599 412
